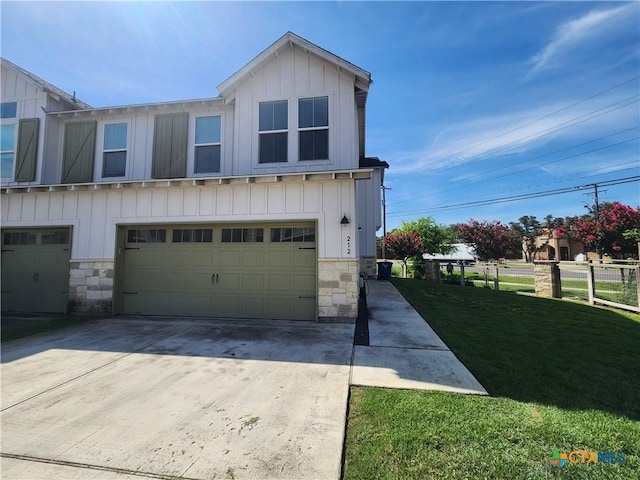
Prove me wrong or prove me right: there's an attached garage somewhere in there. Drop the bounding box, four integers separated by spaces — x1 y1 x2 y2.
117 223 317 320
1 228 72 314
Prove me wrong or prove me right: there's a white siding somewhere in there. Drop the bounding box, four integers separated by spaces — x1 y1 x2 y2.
1 180 357 260
1 66 49 187
231 45 359 176
356 170 383 258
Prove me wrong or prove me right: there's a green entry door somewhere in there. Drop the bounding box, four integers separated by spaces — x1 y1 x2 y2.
120 224 316 320
1 229 71 314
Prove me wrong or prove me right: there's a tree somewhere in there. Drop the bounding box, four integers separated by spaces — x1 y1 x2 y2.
509 215 544 262
383 231 423 277
455 219 518 261
562 202 640 259
396 217 455 255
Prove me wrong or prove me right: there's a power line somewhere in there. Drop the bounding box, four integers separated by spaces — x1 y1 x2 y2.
427 75 640 169
425 126 639 196
432 95 639 172
388 176 640 217
392 98 639 205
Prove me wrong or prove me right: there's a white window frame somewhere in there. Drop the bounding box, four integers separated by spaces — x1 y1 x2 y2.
96 120 130 181
190 114 222 177
298 96 329 162
258 99 288 164
0 121 17 182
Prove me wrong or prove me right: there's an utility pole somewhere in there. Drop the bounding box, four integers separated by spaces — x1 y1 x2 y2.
583 183 607 260
381 186 391 259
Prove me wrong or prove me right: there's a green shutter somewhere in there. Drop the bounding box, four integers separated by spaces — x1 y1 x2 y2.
62 121 96 183
15 118 39 182
152 113 188 179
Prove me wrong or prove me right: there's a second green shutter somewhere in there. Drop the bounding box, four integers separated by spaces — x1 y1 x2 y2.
62 121 96 183
152 112 187 179
15 118 39 182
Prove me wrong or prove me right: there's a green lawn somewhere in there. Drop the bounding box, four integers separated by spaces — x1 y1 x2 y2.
1 314 99 342
343 280 640 479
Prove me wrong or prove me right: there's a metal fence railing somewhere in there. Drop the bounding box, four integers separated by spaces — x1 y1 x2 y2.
586 262 639 313
394 259 640 314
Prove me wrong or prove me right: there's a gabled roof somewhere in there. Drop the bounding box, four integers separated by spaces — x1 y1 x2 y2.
1 57 92 110
217 32 372 99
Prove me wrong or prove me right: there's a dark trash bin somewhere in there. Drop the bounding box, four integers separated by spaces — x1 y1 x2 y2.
377 261 393 280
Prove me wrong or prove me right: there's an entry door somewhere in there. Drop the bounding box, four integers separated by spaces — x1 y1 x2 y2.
1 229 71 313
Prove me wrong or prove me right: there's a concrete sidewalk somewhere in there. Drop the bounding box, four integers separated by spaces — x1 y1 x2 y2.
351 280 487 395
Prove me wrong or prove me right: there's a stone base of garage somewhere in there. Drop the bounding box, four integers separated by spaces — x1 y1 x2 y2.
68 260 114 314
66 258 360 321
318 259 358 322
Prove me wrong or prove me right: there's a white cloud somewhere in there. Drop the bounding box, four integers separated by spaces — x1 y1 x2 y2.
389 95 638 175
528 3 637 75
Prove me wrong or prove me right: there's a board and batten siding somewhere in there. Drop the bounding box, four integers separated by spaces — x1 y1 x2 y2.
1 180 358 261
0 66 49 187
232 45 359 175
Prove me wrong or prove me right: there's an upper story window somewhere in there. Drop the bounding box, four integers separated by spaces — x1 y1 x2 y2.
0 102 17 119
1 102 18 180
0 124 16 179
103 123 127 178
299 96 328 161
194 116 221 173
259 100 287 163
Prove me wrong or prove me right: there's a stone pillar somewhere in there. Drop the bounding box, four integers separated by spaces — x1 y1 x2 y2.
68 260 114 313
534 261 562 298
423 260 440 283
317 259 358 322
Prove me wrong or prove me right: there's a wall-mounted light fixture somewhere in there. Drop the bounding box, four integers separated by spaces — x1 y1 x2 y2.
340 215 350 225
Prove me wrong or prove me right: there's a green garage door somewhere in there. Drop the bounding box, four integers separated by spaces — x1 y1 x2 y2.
120 224 316 320
1 229 71 314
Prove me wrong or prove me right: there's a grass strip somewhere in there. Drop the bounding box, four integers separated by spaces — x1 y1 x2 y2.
343 280 640 479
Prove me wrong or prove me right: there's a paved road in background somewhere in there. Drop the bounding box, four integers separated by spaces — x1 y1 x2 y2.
457 264 626 283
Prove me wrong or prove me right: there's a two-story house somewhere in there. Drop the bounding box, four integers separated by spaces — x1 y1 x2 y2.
1 32 387 322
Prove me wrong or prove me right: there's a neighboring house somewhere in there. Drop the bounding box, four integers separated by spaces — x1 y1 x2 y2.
528 232 584 262
1 32 388 321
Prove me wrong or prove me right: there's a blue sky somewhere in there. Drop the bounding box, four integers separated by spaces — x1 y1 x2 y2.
2 1 638 230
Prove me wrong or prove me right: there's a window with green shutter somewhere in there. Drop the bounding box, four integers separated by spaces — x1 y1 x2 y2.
62 121 96 183
152 112 188 178
15 118 39 182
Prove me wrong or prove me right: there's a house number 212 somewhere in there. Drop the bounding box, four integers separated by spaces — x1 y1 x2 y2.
346 235 351 255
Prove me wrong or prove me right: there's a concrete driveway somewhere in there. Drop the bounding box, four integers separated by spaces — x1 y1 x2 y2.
1 317 355 480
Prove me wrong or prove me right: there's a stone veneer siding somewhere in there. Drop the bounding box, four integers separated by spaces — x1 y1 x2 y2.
359 256 377 278
68 260 114 313
318 259 359 321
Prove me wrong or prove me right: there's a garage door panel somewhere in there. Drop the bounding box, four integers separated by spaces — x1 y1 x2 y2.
242 250 265 267
242 297 265 316
38 247 70 269
121 224 316 320
124 294 168 315
290 274 315 294
1 229 71 314
292 249 316 267
218 250 241 266
268 251 291 267
242 274 265 291
268 274 291 292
